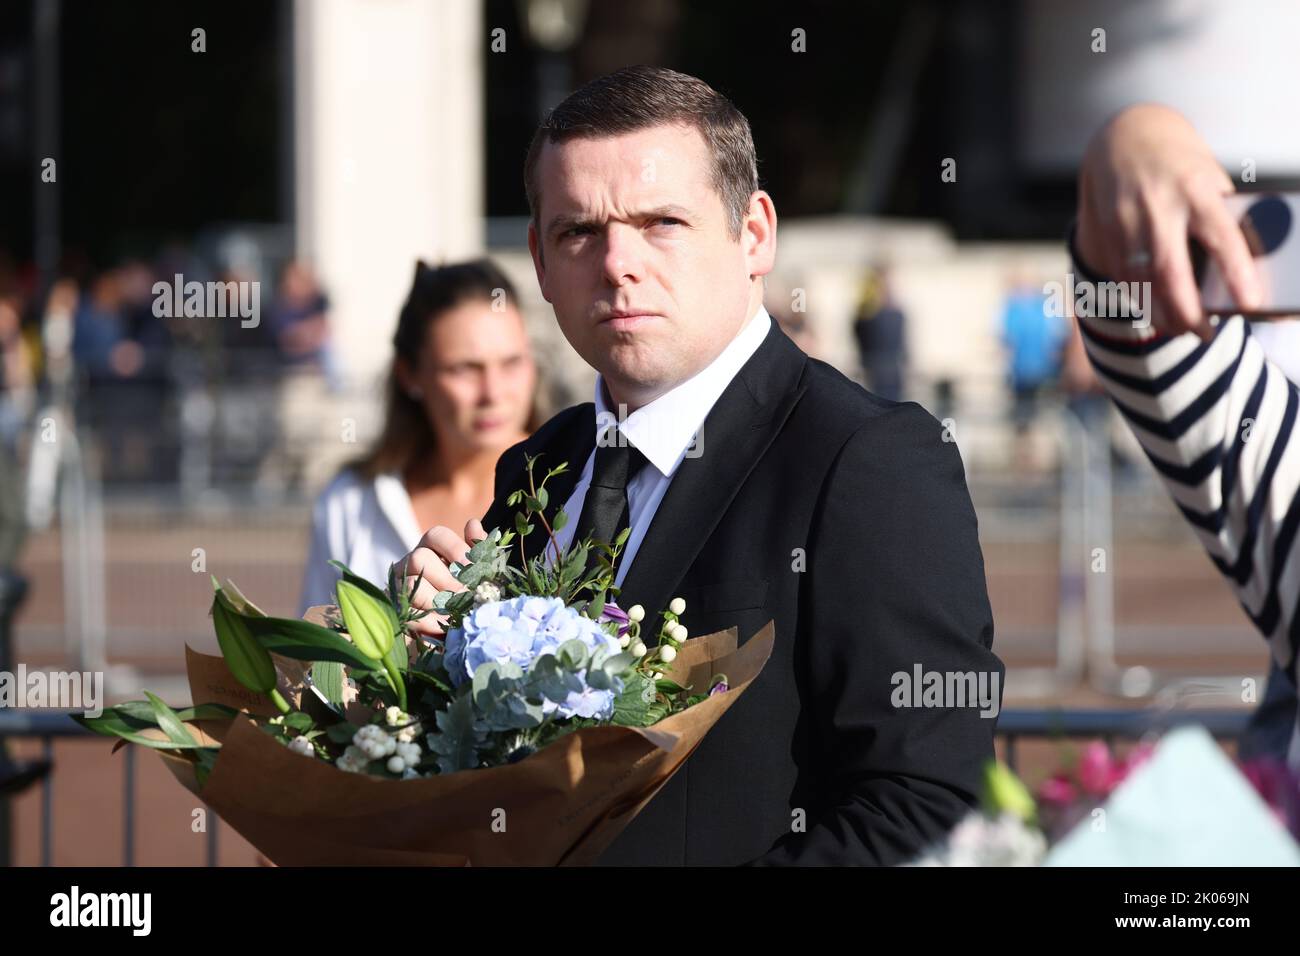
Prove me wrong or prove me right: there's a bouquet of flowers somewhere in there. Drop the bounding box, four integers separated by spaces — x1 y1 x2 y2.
77 456 775 865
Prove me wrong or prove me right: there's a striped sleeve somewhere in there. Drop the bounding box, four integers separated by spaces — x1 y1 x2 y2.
1074 295 1300 685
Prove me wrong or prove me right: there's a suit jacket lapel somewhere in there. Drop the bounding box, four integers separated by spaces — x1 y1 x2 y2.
616 322 809 636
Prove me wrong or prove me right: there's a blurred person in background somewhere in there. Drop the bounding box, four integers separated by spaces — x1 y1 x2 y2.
1000 267 1067 471
257 260 341 496
1071 103 1300 765
851 263 907 402
269 259 343 390
71 268 156 480
72 269 140 381
298 259 541 613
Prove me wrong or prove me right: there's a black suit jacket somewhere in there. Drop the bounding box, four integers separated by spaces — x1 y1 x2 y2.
481 321 1003 865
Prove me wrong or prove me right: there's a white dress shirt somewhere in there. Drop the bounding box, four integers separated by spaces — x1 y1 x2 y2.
550 304 773 587
298 469 424 615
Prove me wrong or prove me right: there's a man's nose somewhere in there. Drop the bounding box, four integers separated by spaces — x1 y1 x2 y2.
601 224 645 286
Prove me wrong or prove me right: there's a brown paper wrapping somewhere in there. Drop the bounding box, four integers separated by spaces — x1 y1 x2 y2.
152 612 774 866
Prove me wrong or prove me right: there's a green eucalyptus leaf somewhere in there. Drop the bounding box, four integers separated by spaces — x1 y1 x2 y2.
283 711 315 732
427 692 489 773
556 639 589 671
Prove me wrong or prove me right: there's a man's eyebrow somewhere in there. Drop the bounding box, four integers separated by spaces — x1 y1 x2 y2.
640 204 694 221
545 213 599 240
545 205 696 240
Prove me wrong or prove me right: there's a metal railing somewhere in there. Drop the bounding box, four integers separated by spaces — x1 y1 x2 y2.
0 710 218 867
997 707 1251 774
0 706 1251 865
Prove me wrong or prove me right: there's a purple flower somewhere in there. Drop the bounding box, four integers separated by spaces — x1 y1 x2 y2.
709 680 728 696
600 601 631 636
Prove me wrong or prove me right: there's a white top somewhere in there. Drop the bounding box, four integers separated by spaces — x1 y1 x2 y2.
298 469 424 615
550 304 773 587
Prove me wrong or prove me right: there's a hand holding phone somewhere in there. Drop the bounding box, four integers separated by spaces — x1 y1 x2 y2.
1198 192 1300 320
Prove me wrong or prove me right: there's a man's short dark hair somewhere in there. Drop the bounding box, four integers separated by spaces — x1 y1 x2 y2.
524 65 759 240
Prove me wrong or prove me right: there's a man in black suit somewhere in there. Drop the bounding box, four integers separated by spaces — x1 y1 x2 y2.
397 65 1003 865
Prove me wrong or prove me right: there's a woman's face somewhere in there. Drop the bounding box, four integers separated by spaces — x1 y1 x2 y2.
401 299 537 455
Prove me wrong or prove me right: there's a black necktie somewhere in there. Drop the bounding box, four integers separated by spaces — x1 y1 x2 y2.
573 431 649 566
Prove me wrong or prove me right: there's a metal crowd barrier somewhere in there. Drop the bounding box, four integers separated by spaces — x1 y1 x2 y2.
0 706 1250 865
0 709 218 867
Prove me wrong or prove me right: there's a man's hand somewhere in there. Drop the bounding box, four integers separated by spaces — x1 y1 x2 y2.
1076 102 1262 339
391 518 487 637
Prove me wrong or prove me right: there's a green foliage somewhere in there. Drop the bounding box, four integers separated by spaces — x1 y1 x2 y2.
427 693 490 773
83 455 720 782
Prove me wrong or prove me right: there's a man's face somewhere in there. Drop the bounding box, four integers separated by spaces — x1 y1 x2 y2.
528 123 770 409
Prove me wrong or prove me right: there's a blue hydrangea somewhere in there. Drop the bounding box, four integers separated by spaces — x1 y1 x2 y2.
444 595 623 720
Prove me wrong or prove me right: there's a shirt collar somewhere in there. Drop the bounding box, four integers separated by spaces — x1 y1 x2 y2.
592 304 772 479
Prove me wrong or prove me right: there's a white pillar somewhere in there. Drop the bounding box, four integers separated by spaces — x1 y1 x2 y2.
294 0 485 388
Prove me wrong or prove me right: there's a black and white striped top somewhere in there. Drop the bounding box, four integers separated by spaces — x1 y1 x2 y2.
1069 232 1300 764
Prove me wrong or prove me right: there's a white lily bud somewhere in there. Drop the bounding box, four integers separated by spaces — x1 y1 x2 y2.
669 597 686 615
631 641 647 658
628 604 645 622
672 623 688 642
659 644 677 663
619 634 631 648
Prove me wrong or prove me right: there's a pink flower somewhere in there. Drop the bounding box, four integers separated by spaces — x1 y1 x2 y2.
1037 774 1077 806
1077 741 1122 795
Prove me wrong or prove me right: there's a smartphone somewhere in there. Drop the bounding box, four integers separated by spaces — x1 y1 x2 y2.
1197 192 1300 319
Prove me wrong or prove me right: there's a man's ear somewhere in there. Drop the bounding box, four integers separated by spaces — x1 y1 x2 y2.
527 220 552 303
742 190 778 280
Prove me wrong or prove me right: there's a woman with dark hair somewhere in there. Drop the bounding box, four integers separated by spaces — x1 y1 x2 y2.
298 259 540 613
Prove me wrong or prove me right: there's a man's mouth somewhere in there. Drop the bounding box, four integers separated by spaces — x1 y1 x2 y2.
599 310 660 331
